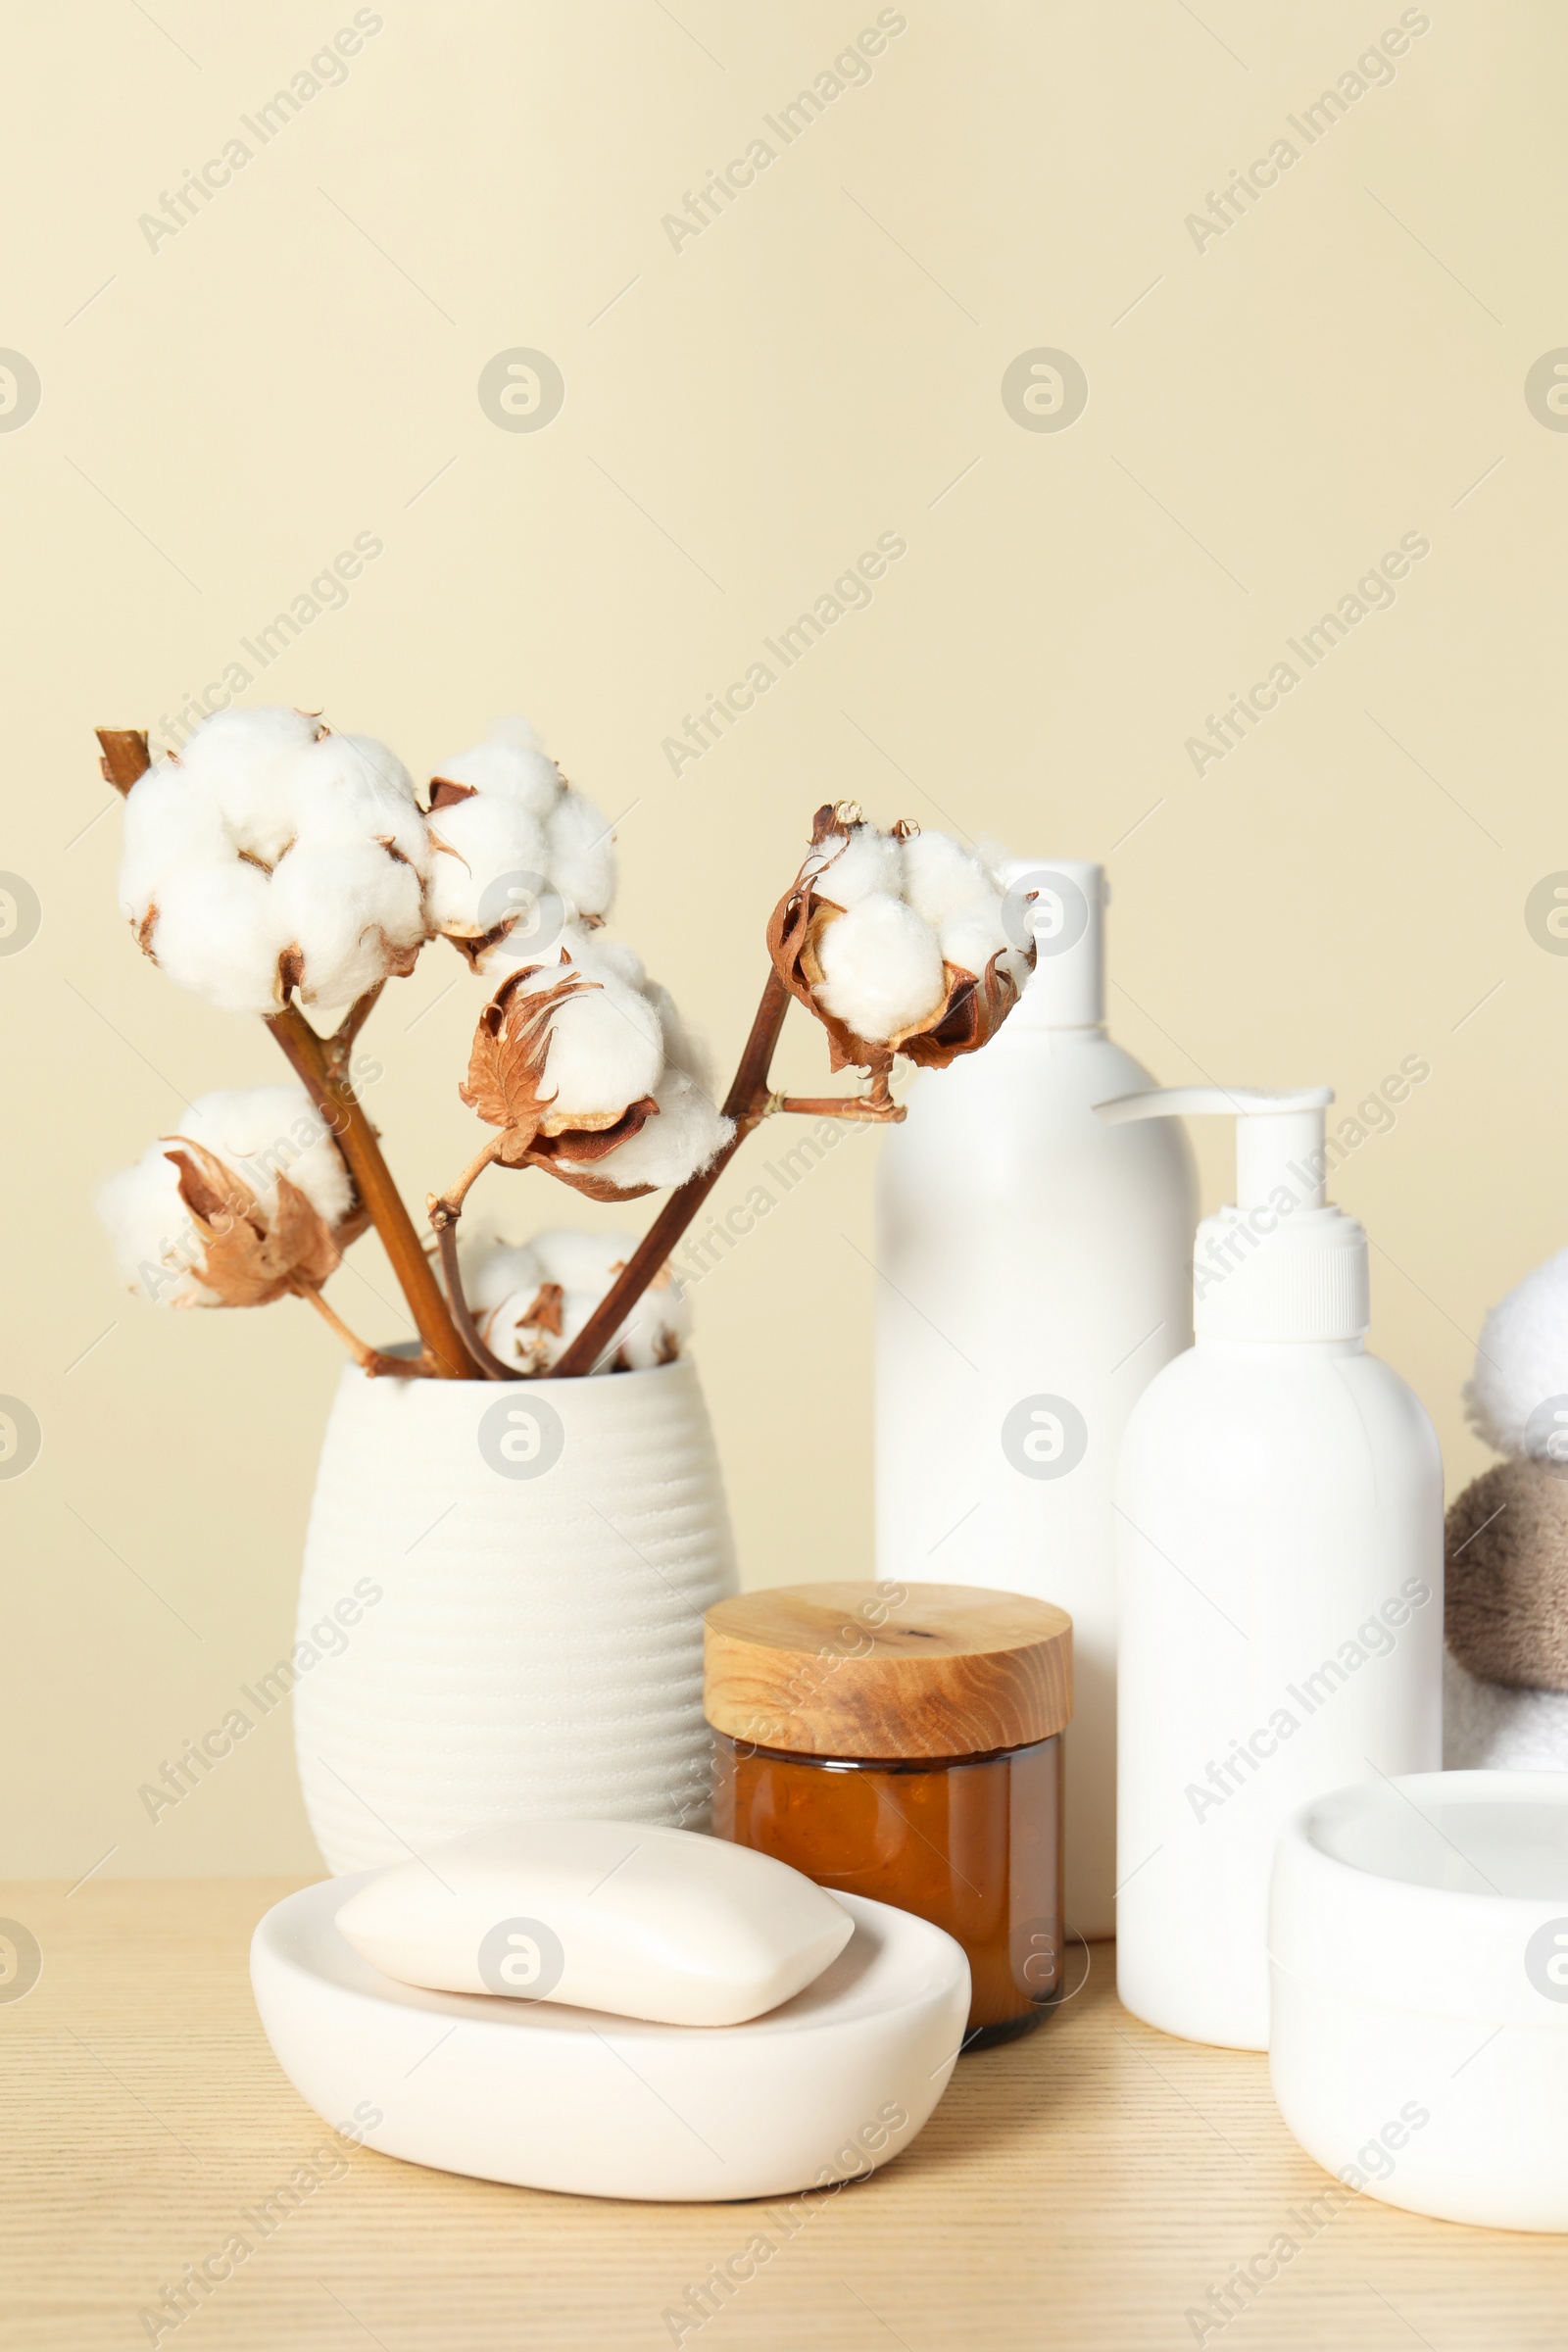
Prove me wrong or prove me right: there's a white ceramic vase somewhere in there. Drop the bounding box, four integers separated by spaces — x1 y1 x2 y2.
293 1356 739 1874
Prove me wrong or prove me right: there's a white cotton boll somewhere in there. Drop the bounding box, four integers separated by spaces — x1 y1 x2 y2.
499 1239 635 1373
901 830 1000 929
96 1149 213 1307
425 795 553 937
938 900 1011 977
478 1283 571 1374
178 707 320 866
519 1288 604 1374
522 965 663 1125
461 1238 545 1317
150 858 291 1015
270 837 426 1008
477 1233 691 1373
532 1228 636 1295
546 790 616 921
617 1278 691 1371
1466 1247 1568 1457
179 1083 354 1229
486 716 544 753
118 759 231 927
434 719 563 819
97 1082 355 1310
475 1280 577 1374
118 717 434 1015
564 927 646 991
813 893 946 1043
579 1065 733 1191
810 826 902 908
291 732 429 875
642 980 714 1093
118 776 231 950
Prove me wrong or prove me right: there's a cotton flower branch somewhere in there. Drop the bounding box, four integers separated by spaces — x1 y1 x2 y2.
550 806 1032 1378
96 721 468 1378
428 936 735 1367
767 802 1033 1105
548 969 789 1377
96 1082 416 1374
94 708 1033 1388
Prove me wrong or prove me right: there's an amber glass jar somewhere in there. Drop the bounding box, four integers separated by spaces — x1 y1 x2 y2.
705 1582 1072 2048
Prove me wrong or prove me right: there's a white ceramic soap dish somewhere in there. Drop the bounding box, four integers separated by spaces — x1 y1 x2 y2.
252 1881 969 2202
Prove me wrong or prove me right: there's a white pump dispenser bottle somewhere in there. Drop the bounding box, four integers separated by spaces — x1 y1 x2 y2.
1100 1085 1443 2050
874 862 1197 1939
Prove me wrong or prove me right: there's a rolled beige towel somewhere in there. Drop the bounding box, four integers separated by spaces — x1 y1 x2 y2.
1445 1458 1568 1692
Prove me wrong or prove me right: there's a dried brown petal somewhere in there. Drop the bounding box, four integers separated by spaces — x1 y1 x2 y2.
378 928 422 982
524 1097 660 1200
162 1139 345 1308
444 920 512 976
543 1167 657 1203
901 952 1027 1069
518 1282 564 1338
533 1096 659 1159
460 969 583 1157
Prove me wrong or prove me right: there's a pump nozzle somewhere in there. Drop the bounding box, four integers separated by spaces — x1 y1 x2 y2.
1095 1085 1366 1342
1098 1086 1335 1211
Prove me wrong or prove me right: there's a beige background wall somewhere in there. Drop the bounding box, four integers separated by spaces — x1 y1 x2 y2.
3 0 1560 1874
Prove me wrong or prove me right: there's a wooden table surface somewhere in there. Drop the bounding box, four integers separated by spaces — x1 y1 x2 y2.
5 1880 1566 2352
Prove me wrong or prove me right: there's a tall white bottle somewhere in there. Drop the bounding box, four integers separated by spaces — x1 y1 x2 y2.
874 860 1197 1938
1102 1085 1444 2050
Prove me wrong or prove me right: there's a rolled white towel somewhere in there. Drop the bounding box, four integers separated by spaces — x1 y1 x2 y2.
1444 1650 1568 1772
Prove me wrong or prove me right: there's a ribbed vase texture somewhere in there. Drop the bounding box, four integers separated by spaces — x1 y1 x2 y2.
294 1357 739 1873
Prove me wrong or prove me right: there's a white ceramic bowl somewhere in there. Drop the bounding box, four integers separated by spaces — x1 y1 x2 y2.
1269 1769 1568 2230
252 1881 969 2202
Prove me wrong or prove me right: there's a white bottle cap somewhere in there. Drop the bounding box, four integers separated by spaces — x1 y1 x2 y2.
1003 858 1104 1027
1096 1085 1370 1343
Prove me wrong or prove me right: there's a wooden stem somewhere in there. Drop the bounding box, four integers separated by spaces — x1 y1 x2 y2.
267 1002 469 1378
770 1095 906 1122
330 979 385 1060
432 1134 505 1222
96 729 151 795
552 968 791 1379
431 1217 515 1382
424 1134 514 1378
289 1279 422 1379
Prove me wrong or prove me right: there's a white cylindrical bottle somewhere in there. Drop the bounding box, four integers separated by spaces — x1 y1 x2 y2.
874 860 1197 1938
1102 1086 1444 2050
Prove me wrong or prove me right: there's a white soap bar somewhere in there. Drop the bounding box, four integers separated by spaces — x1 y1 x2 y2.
334 1819 855 2027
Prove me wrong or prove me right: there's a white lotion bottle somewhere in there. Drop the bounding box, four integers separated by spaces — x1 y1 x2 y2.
874 860 1197 1938
1102 1086 1444 2051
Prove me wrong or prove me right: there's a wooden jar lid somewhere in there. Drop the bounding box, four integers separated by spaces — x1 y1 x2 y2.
704 1581 1073 1761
